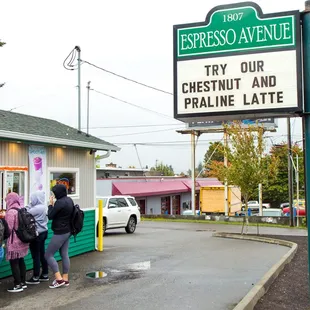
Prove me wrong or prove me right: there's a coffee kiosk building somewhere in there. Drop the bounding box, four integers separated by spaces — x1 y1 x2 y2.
0 109 119 278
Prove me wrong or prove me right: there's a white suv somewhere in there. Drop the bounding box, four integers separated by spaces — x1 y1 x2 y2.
96 196 141 234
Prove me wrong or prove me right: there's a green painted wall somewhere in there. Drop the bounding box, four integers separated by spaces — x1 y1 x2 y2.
0 209 95 279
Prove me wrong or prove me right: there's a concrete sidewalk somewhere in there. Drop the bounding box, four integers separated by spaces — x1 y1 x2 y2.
0 221 300 310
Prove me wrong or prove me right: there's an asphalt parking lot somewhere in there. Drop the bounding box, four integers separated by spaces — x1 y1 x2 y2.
0 221 295 310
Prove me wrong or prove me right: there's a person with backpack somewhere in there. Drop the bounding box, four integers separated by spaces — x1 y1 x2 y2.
25 191 49 284
0 215 10 265
45 184 74 289
5 192 29 293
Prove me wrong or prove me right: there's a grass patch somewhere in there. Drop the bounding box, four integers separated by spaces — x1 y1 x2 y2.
141 217 307 229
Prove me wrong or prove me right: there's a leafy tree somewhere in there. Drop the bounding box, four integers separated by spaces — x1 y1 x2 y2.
95 155 101 168
262 143 304 206
204 141 225 163
150 162 174 176
204 141 229 177
209 121 278 233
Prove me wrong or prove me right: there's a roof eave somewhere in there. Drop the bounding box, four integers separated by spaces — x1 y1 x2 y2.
0 130 120 152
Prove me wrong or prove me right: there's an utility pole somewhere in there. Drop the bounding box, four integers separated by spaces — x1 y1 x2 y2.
287 117 294 227
86 81 91 137
258 184 263 216
224 129 229 216
296 154 300 227
290 153 300 226
76 46 81 132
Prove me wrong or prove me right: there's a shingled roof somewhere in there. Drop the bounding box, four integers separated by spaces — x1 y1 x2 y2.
0 110 120 152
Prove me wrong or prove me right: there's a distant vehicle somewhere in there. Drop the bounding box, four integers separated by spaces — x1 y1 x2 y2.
262 203 271 209
283 207 306 216
183 210 200 215
248 201 258 205
242 201 270 209
96 196 141 235
279 202 290 209
262 208 283 217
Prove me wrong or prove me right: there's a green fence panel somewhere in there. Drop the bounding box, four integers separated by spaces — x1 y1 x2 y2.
0 209 95 279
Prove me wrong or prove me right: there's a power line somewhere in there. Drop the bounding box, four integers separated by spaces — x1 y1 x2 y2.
111 139 221 145
99 126 184 138
84 123 180 129
111 134 302 145
92 88 180 122
82 60 173 96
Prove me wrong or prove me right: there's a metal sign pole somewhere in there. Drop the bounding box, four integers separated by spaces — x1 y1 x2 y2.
224 129 229 216
302 1 310 291
191 131 196 215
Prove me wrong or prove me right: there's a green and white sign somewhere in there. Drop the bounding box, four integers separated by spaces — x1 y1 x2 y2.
173 2 302 122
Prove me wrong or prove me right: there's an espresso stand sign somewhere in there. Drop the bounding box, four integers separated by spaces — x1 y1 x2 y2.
173 2 305 246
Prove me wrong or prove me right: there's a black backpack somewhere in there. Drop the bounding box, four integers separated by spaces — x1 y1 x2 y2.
71 204 84 242
12 208 38 243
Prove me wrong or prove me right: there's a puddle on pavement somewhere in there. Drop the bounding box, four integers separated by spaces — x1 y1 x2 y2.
196 229 216 232
86 271 108 279
84 261 151 285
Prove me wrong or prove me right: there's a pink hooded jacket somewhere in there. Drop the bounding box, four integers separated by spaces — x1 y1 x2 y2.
5 193 29 260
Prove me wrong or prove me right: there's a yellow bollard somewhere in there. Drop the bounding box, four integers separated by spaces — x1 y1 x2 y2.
98 199 104 252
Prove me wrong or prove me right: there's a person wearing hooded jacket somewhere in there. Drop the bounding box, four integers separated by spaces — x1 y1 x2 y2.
5 192 29 293
45 184 74 289
25 191 49 284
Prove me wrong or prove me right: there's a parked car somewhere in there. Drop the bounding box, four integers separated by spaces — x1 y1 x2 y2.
248 200 259 205
241 201 270 209
283 207 306 216
96 196 141 235
279 202 290 209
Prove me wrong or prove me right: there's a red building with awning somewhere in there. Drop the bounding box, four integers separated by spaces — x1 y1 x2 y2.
97 177 222 215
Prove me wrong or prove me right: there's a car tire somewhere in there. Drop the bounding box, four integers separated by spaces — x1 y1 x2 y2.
125 216 136 234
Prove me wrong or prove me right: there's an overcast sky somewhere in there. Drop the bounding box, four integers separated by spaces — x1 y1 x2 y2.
0 0 305 173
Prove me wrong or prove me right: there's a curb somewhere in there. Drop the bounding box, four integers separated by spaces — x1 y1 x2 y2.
212 232 298 310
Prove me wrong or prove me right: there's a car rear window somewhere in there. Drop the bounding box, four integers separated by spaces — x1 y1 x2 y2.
128 198 137 206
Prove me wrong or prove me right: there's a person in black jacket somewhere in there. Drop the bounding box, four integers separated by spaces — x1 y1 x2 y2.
0 217 10 264
45 184 74 289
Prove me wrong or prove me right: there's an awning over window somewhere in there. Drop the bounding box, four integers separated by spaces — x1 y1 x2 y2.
112 181 189 197
182 179 222 190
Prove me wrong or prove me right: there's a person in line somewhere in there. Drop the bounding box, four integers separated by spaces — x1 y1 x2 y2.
45 184 74 289
26 191 49 284
0 215 10 265
5 192 29 293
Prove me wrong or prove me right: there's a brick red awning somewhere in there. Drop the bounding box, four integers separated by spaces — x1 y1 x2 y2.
112 181 189 197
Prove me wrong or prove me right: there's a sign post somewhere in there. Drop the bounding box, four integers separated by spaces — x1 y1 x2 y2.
302 0 310 293
173 2 302 122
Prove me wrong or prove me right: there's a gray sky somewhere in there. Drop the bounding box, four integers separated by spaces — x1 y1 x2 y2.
0 0 305 173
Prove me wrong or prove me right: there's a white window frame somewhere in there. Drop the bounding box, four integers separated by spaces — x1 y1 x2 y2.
0 168 28 209
48 167 80 199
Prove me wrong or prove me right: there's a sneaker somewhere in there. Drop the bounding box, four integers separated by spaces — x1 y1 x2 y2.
39 275 49 282
64 280 69 287
26 277 40 285
49 279 65 289
21 283 27 289
7 285 23 293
